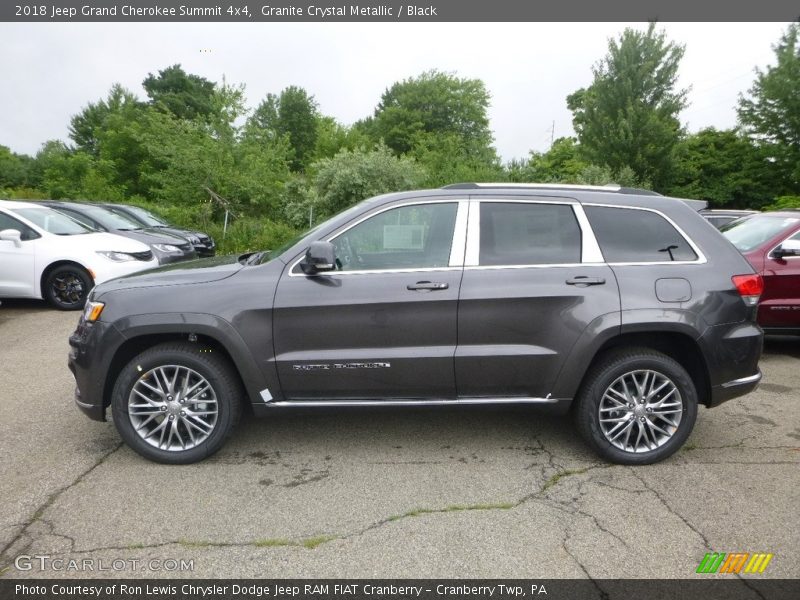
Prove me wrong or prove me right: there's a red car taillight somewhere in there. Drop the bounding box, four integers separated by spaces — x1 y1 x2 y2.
732 274 763 306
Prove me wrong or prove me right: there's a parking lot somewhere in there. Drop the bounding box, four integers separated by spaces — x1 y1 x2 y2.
0 299 798 580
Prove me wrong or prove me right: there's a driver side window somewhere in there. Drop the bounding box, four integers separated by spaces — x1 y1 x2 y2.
331 203 458 271
0 213 38 241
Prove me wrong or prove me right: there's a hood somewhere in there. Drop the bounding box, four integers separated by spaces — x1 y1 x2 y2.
84 231 152 253
93 254 243 295
150 225 206 238
113 228 191 246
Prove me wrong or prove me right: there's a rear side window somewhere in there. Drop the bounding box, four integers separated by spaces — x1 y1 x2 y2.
585 206 698 263
479 203 582 266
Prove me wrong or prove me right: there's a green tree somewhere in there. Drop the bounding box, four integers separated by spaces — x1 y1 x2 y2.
667 128 782 208
737 23 800 190
508 137 590 183
139 85 292 217
142 64 216 121
37 141 123 201
369 70 496 161
312 143 424 216
0 145 38 189
247 86 320 171
69 84 143 155
567 23 687 190
413 132 502 187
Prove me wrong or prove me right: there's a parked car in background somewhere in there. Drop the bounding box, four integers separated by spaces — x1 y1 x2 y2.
40 201 197 265
69 183 763 465
700 209 759 229
99 203 216 257
0 200 157 310
721 211 800 335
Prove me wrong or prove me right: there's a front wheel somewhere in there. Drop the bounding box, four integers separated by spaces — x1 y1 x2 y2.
574 348 698 465
111 342 243 464
43 264 92 310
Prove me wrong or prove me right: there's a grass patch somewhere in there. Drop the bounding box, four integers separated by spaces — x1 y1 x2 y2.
301 535 338 549
542 468 589 491
253 538 294 548
682 442 699 452
389 501 517 522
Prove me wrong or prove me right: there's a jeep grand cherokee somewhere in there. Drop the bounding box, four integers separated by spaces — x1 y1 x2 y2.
68 184 763 464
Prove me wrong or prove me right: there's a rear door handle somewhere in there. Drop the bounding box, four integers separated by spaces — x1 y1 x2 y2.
407 281 449 291
566 276 606 286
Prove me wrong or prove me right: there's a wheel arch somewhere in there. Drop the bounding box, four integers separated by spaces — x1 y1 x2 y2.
39 260 93 299
99 317 274 415
576 331 712 408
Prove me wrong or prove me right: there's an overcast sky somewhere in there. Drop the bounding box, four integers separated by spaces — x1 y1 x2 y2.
0 22 789 161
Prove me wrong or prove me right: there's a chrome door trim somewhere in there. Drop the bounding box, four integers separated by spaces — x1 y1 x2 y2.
581 202 708 265
288 198 468 277
265 397 562 408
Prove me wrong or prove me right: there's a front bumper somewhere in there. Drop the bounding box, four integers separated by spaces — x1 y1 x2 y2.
68 320 126 421
153 249 198 265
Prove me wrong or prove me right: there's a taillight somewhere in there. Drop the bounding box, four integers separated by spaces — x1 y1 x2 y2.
732 274 763 306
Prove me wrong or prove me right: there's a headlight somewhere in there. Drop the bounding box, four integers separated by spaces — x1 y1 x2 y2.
97 251 136 262
82 301 105 323
153 244 181 253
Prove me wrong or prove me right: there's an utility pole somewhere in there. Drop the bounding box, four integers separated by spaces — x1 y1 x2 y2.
550 120 555 148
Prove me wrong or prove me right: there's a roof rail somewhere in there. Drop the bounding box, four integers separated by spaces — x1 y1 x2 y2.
442 182 661 196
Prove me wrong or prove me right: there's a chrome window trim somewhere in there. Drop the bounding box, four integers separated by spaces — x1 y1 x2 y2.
288 198 467 277
573 204 604 263
466 198 594 268
464 200 480 266
465 262 608 271
767 231 800 260
448 200 469 266
581 202 708 266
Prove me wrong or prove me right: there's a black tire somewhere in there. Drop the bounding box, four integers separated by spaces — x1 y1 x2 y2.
43 264 92 310
573 347 698 465
111 342 243 464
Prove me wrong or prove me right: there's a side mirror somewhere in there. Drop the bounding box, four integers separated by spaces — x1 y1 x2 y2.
301 241 336 274
0 229 22 248
773 239 800 259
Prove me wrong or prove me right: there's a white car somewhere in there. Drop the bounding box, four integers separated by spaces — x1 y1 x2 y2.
0 200 159 310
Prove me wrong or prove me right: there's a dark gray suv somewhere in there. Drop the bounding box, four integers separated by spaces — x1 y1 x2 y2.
68 184 764 465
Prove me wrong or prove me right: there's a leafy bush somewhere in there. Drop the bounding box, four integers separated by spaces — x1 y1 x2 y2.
764 195 800 211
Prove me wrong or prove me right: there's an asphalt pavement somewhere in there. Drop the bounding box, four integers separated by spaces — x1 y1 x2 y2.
0 299 798 579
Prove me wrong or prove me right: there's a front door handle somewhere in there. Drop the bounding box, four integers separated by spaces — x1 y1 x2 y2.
566 276 606 286
407 281 449 291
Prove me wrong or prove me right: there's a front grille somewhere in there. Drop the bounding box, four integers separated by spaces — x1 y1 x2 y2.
131 250 154 261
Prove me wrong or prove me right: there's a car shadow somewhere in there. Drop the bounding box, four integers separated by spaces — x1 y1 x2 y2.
764 335 800 359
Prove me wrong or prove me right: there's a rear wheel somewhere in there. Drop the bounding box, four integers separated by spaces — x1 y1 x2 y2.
43 265 92 310
111 342 243 464
574 348 698 465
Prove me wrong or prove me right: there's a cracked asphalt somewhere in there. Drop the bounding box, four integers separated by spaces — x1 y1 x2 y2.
0 299 798 579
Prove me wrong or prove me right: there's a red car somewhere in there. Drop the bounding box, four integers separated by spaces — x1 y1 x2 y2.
722 211 800 334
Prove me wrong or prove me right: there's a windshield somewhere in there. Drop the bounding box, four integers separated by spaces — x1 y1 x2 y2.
117 205 169 227
11 207 93 235
721 215 800 252
75 205 144 230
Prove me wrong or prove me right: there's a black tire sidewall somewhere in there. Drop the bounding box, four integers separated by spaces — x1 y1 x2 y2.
577 352 698 465
111 344 240 464
44 265 92 310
